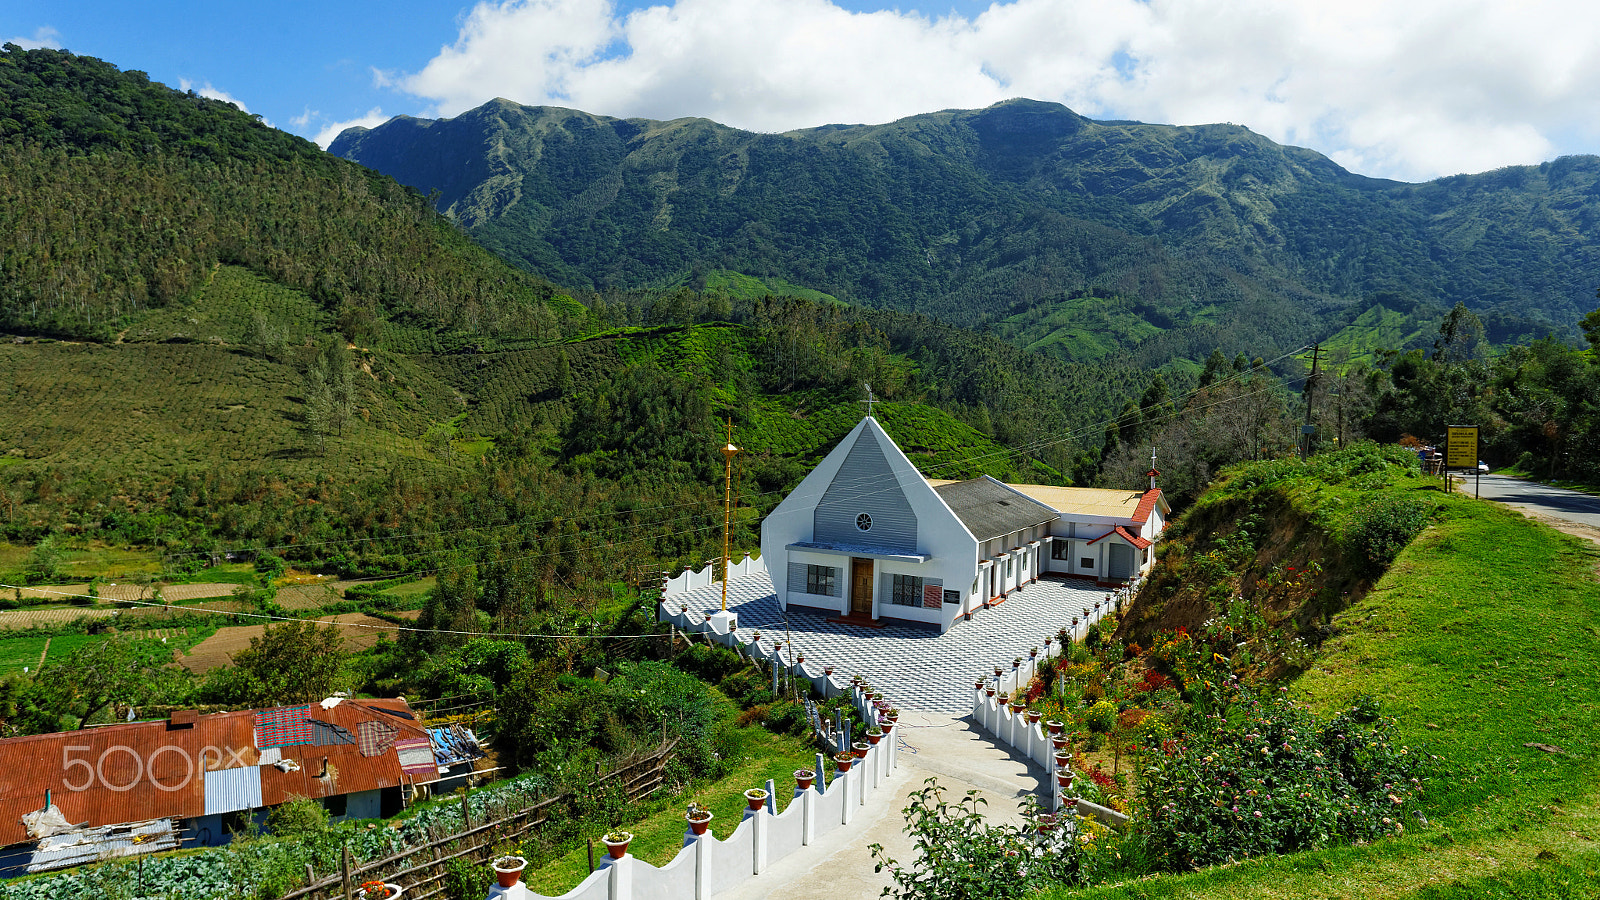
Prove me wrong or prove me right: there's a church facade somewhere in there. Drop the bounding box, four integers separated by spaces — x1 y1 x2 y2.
760 416 1169 632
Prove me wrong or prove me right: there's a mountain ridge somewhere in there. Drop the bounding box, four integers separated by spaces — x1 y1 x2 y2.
333 97 1600 366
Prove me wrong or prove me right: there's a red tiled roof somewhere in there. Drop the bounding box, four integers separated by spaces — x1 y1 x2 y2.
1131 488 1162 524
1085 525 1152 550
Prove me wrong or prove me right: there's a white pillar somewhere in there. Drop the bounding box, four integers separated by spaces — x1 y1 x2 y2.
841 769 854 825
605 854 631 900
694 832 712 900
746 805 767 874
801 781 815 845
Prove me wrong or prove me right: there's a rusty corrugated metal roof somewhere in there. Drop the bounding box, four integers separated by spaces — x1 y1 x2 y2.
0 698 438 846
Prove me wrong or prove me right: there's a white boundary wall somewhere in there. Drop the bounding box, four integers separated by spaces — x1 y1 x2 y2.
968 582 1136 827
483 595 902 900
662 554 765 600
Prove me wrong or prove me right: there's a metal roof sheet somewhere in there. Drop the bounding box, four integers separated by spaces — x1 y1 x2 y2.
932 476 1057 541
26 818 181 874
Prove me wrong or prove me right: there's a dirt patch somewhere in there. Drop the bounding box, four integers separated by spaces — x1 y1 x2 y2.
0 607 117 631
178 613 404 673
275 580 354 610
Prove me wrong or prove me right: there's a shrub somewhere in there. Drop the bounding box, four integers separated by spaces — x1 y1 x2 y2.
1138 684 1427 869
1084 701 1117 734
266 795 329 838
1345 494 1432 572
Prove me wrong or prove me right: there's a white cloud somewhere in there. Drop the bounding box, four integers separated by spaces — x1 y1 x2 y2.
5 26 62 49
309 108 391 149
179 78 250 113
390 0 1600 181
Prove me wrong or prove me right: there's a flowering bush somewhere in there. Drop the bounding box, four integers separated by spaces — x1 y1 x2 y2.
871 780 1122 898
1139 685 1427 869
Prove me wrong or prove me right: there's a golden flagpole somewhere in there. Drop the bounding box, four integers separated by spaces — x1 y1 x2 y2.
720 417 741 613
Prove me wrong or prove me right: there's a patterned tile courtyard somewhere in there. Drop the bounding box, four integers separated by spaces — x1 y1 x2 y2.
670 573 1117 713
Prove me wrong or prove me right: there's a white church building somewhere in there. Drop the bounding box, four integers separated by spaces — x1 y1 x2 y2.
759 416 1169 633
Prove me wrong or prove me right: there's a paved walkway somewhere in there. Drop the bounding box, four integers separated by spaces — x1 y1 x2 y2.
714 708 1049 900
674 573 1110 713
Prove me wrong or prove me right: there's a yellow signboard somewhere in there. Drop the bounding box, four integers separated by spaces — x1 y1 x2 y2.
1446 426 1478 469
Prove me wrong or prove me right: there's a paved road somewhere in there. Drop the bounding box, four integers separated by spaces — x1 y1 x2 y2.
1458 473 1600 532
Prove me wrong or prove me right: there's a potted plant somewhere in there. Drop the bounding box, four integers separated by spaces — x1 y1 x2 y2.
1012 657 1022 669
885 707 899 721
358 881 402 899
993 665 1003 677
866 728 883 746
878 717 894 735
744 788 769 811
852 740 871 756
824 666 834 677
1046 719 1064 736
985 684 996 698
1029 646 1039 659
1056 769 1074 789
1035 813 1058 834
974 677 985 691
492 856 527 889
601 831 633 859
795 653 805 666
686 802 714 835
1010 699 1026 714
1053 749 1071 769
1051 734 1068 751
1025 709 1042 725
834 752 853 773
794 769 816 790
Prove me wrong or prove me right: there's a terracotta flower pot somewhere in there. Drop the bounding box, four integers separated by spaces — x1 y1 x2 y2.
1025 710 1042 724
1035 813 1057 834
1051 736 1068 751
879 719 894 734
867 732 882 745
795 769 815 790
834 753 853 773
493 856 527 889
1054 752 1071 769
686 812 713 835
985 686 995 698
745 789 768 811
1057 770 1074 788
601 833 632 860
1046 719 1064 736
852 741 870 757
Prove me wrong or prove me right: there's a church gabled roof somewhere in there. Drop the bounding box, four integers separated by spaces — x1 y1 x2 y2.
931 476 1056 541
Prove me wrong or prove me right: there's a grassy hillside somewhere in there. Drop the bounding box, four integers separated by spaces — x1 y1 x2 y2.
1071 452 1600 899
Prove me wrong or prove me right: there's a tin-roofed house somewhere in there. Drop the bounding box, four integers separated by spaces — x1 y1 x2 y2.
0 698 444 875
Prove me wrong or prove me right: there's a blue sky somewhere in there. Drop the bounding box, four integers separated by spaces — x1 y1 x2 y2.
7 0 1600 182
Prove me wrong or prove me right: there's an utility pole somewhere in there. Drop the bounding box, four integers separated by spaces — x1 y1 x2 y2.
1300 344 1322 461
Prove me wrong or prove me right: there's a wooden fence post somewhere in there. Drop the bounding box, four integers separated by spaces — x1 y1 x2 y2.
341 844 353 900
461 790 472 829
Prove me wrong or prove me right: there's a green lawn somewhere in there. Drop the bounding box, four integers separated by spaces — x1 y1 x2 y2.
0 633 104 674
1044 497 1600 898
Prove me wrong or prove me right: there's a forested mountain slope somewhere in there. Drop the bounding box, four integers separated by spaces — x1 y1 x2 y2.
333 98 1600 367
0 46 1164 583
0 45 581 344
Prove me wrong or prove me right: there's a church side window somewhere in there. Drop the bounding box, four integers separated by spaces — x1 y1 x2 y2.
891 573 922 606
806 564 837 596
